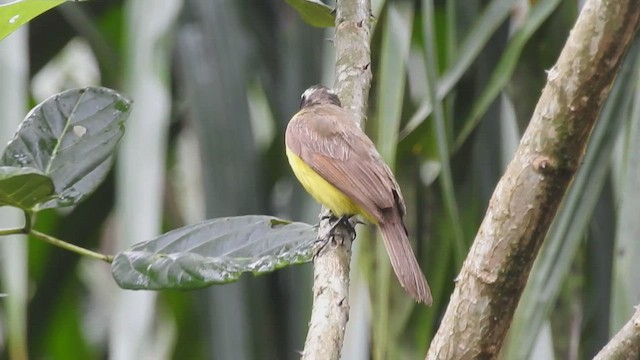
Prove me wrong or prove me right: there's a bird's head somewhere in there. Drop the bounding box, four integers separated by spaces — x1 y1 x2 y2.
300 85 342 109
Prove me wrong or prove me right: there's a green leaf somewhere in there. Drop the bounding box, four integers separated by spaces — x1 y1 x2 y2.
610 45 640 333
421 0 466 264
454 0 561 150
372 4 414 357
376 2 413 163
111 215 318 290
284 0 335 28
0 166 54 209
400 0 521 138
0 0 66 41
1 87 132 209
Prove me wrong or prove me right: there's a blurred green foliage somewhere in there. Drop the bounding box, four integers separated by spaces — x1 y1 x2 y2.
0 0 65 40
0 0 638 359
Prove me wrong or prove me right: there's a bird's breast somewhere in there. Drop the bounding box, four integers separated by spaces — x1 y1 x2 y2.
285 147 376 223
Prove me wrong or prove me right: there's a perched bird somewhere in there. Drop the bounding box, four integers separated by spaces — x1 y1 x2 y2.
285 85 432 305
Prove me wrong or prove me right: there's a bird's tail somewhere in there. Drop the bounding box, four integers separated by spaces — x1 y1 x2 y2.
378 217 432 305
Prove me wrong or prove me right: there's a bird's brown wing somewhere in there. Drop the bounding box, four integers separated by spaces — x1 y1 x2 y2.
285 105 400 222
286 105 432 304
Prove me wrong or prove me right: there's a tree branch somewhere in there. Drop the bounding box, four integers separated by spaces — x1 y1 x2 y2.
333 0 372 129
426 1 640 359
594 305 640 360
301 0 372 359
301 210 356 360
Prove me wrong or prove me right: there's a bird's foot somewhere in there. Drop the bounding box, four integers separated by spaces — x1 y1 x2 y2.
313 215 358 258
327 215 356 241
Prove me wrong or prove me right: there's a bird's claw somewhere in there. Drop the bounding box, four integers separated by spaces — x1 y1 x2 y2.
328 215 356 241
313 215 358 258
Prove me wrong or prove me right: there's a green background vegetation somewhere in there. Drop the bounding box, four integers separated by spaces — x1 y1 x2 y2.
0 0 638 359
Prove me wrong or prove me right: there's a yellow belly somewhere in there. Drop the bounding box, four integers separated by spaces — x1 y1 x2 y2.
286 147 376 223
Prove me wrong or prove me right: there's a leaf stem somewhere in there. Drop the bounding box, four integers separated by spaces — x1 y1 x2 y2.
30 229 113 263
0 210 114 262
0 227 26 236
23 210 32 233
0 210 33 236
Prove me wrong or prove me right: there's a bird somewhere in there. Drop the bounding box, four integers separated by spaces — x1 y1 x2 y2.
285 84 432 305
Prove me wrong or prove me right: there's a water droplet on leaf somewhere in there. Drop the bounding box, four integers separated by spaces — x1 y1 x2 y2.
57 188 82 207
12 153 31 166
73 125 87 137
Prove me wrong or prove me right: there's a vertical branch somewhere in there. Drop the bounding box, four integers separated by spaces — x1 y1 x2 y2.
301 1 372 359
334 0 373 128
426 0 640 359
301 216 354 360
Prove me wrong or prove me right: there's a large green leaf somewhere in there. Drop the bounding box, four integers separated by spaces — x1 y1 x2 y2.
111 215 318 290
0 166 54 209
0 0 66 41
1 87 132 209
284 0 334 28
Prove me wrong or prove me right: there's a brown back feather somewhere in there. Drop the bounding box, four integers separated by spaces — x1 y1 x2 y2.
286 103 432 304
